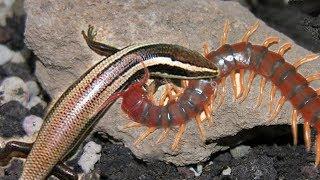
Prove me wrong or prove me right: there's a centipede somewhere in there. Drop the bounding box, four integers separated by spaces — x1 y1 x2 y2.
117 21 320 166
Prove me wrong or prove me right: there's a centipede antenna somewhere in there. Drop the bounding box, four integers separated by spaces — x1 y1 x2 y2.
156 128 170 144
254 77 267 109
306 72 320 82
278 43 292 57
262 37 280 47
238 69 245 98
304 121 311 152
171 124 186 150
291 109 298 146
230 70 238 101
269 96 286 121
269 84 277 115
221 19 230 46
216 77 226 108
241 21 259 43
316 135 320 166
133 127 157 146
239 71 256 103
195 115 206 142
293 54 319 68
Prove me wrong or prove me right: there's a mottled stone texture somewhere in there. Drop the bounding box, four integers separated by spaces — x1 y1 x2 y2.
24 0 318 165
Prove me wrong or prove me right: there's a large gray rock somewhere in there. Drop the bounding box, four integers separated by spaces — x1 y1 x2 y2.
24 0 318 165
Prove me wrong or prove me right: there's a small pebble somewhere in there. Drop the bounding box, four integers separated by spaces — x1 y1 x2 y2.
0 0 15 26
0 76 28 106
22 115 43 136
230 145 251 159
78 141 102 173
26 80 40 97
222 166 231 176
189 164 203 177
0 44 13 65
26 96 44 109
11 51 25 64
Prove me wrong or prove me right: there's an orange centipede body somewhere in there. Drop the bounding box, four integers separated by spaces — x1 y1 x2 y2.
114 21 320 167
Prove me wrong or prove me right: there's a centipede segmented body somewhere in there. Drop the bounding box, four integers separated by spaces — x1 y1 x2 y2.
111 21 320 166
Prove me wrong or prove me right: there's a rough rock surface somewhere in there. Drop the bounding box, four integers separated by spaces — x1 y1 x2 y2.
24 0 319 165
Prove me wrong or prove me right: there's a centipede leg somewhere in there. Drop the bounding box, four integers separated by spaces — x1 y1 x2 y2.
269 96 286 121
306 72 320 82
204 100 214 126
293 54 319 68
278 43 292 57
156 128 170 144
230 70 238 101
254 77 266 109
216 77 226 108
316 134 320 166
304 121 311 151
262 37 279 47
239 71 256 102
171 124 186 150
134 127 157 146
220 20 230 46
171 83 184 98
238 69 245 98
269 84 277 115
291 109 298 145
203 43 210 58
159 83 173 106
122 121 142 129
241 21 259 43
181 80 188 88
195 115 206 142
147 81 156 104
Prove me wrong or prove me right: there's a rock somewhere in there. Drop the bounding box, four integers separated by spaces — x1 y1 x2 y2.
22 114 43 136
26 95 45 109
0 101 29 138
78 141 102 174
177 167 195 179
230 145 251 159
96 142 179 179
0 76 28 106
222 166 231 176
29 103 45 117
231 154 277 179
0 0 15 26
11 51 25 64
1 63 33 81
25 80 40 97
0 44 13 65
24 0 318 165
189 164 203 177
3 159 23 179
